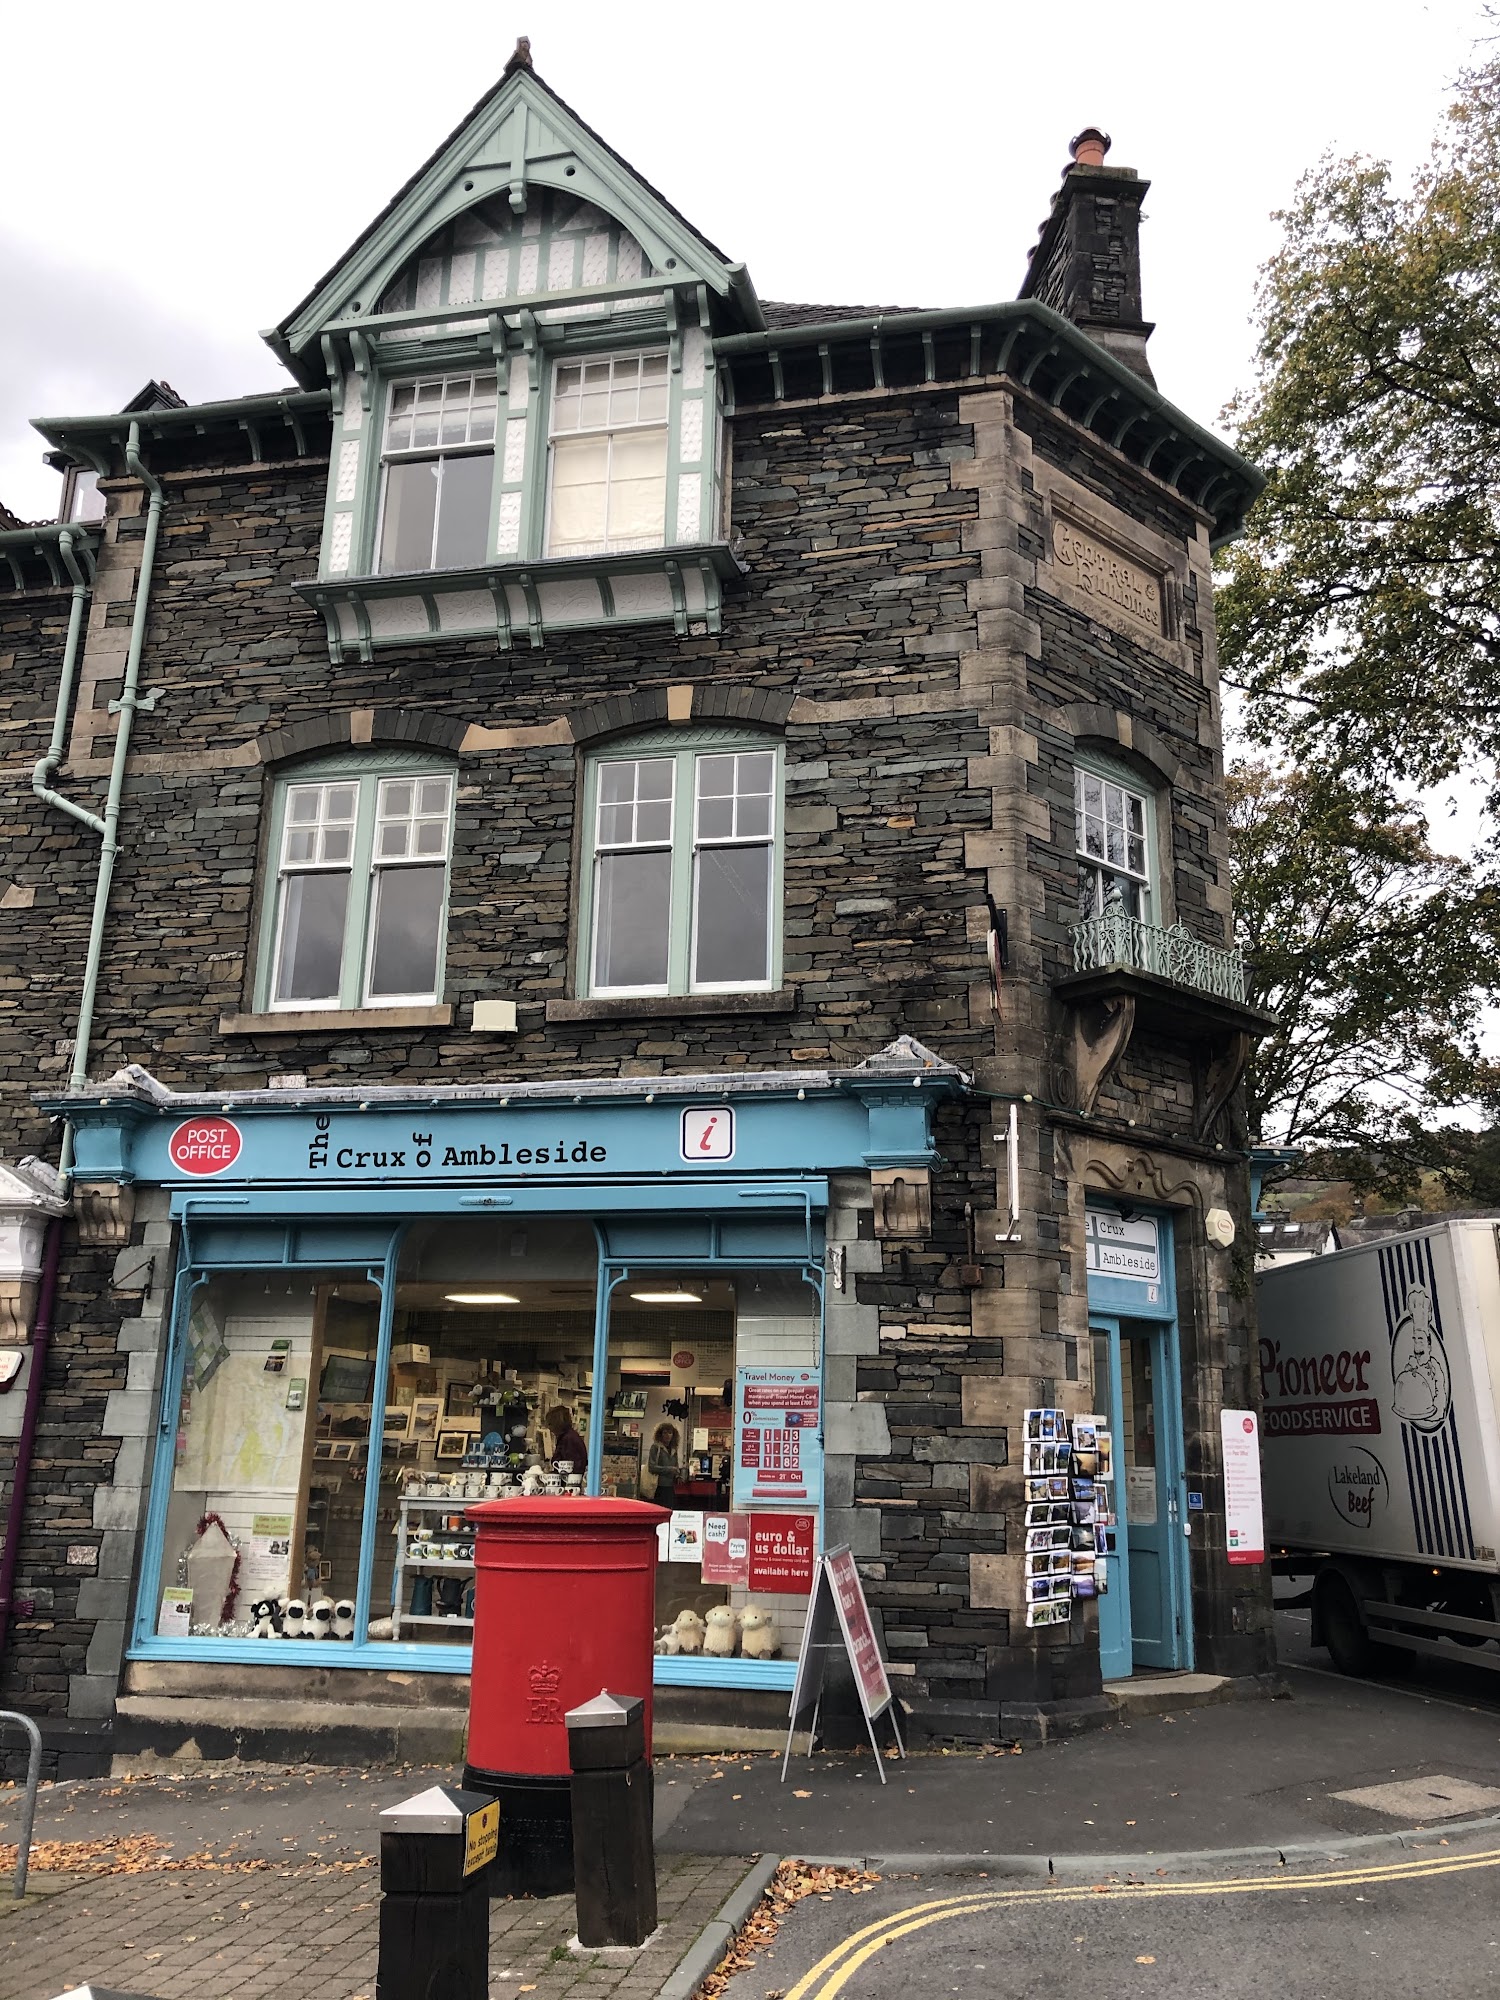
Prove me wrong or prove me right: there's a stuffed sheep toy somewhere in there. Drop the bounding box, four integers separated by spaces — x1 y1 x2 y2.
654 1623 681 1656
703 1604 740 1658
281 1598 307 1639
332 1599 356 1640
307 1597 335 1640
739 1603 779 1659
249 1597 280 1639
670 1608 706 1656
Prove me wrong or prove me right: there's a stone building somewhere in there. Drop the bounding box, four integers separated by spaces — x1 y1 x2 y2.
0 48 1272 1777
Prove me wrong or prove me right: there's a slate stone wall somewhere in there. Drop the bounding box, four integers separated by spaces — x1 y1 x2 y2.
0 370 1272 1754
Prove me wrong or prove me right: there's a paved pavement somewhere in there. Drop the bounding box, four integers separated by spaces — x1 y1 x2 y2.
1 1612 1498 1998
659 1639 1500 1862
712 1831 1500 2000
0 1847 752 2000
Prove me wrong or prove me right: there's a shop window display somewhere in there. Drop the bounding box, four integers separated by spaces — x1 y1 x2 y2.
146 1217 823 1674
603 1268 822 1669
157 1271 381 1639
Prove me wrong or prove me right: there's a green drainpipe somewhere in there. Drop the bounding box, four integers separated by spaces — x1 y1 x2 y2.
45 424 165 1175
32 527 106 838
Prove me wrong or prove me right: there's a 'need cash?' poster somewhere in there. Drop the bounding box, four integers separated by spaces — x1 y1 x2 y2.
734 1368 823 1507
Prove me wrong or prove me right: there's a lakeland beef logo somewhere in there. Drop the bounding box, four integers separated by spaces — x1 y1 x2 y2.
1259 1335 1381 1437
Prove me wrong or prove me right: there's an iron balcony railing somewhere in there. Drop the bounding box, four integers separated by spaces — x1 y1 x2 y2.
1071 911 1249 1005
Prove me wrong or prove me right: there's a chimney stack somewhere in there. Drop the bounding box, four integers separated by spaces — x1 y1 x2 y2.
1017 128 1155 385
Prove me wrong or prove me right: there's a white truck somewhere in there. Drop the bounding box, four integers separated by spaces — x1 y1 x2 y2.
1257 1219 1500 1675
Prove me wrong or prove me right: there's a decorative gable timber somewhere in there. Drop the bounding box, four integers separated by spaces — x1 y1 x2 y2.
265 45 763 386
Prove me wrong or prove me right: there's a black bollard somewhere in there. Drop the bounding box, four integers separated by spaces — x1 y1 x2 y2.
377 1783 498 2000
565 1691 657 1948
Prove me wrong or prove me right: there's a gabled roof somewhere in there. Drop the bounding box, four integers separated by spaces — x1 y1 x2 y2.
267 40 762 386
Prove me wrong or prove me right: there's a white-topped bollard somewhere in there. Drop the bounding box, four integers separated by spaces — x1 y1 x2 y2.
377 1783 499 2000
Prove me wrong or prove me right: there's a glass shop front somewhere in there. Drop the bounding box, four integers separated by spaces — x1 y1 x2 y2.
141 1210 824 1687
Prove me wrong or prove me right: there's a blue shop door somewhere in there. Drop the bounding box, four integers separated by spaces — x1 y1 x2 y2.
1119 1321 1188 1671
1084 1204 1194 1677
1090 1318 1133 1681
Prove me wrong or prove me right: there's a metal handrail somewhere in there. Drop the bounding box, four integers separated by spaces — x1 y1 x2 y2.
0 1710 41 1897
1071 911 1248 1005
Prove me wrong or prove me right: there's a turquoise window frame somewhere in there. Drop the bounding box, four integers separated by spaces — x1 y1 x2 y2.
576 729 784 999
255 750 456 1013
1073 747 1159 923
128 1191 826 1690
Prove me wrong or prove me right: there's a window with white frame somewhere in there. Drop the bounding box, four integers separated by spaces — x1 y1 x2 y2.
263 760 454 1010
377 372 497 572
546 352 669 557
584 737 779 995
1075 762 1153 921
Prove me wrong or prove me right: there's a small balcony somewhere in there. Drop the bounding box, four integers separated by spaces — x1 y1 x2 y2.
1070 912 1249 1005
1052 912 1276 1132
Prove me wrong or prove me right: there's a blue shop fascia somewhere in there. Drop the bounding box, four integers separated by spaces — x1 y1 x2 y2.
47 1039 964 1692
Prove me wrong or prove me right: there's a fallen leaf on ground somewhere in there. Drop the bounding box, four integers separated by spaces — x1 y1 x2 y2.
1136 1955 1156 1965
699 1863 883 2000
792 1790 812 1799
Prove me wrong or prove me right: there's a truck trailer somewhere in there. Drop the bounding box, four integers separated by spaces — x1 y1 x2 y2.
1257 1219 1500 1675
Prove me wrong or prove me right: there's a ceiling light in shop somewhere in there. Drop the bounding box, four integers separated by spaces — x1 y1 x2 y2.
444 1291 521 1305
629 1289 702 1305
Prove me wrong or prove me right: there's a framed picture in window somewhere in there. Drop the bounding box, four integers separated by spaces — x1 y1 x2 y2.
436 1431 469 1461
410 1397 442 1444
383 1407 410 1439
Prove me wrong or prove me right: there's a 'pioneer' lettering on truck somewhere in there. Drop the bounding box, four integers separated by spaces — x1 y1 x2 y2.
1258 1337 1381 1437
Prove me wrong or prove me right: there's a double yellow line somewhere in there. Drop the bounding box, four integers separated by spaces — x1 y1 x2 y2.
782 1845 1500 2000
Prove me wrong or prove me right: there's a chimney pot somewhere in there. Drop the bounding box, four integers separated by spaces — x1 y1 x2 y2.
1068 127 1111 170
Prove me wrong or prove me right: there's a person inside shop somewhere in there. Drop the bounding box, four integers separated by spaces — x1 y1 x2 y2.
646 1421 681 1506
545 1404 589 1476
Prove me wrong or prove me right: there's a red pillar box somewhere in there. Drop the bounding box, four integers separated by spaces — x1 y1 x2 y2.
462 1496 665 1897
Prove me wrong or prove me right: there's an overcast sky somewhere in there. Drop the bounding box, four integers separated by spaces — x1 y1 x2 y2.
0 0 1488 520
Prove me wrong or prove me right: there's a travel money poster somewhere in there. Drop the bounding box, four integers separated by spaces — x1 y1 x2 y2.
734 1366 823 1508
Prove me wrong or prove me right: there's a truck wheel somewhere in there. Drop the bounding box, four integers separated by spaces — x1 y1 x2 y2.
1316 1572 1380 1676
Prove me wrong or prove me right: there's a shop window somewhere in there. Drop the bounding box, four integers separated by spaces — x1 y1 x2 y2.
259 754 454 1011
140 1216 823 1674
601 1267 822 1672
545 351 669 557
152 1270 383 1640
377 370 498 572
1074 756 1155 922
581 733 782 996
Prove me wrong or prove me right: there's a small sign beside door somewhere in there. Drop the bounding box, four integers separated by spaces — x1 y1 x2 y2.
1086 1211 1160 1290
1221 1409 1266 1564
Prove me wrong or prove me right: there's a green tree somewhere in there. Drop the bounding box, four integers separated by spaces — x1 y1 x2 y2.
1219 52 1500 803
1229 760 1500 1156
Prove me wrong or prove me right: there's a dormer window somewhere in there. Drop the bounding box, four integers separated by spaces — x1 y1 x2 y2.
377 371 498 573
546 351 669 557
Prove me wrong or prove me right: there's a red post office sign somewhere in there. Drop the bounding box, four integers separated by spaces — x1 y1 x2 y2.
168 1117 243 1176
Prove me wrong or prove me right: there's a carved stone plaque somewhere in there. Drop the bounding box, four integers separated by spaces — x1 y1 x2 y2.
1052 517 1163 636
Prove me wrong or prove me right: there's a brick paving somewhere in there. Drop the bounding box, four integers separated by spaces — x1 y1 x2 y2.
0 1851 752 2000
